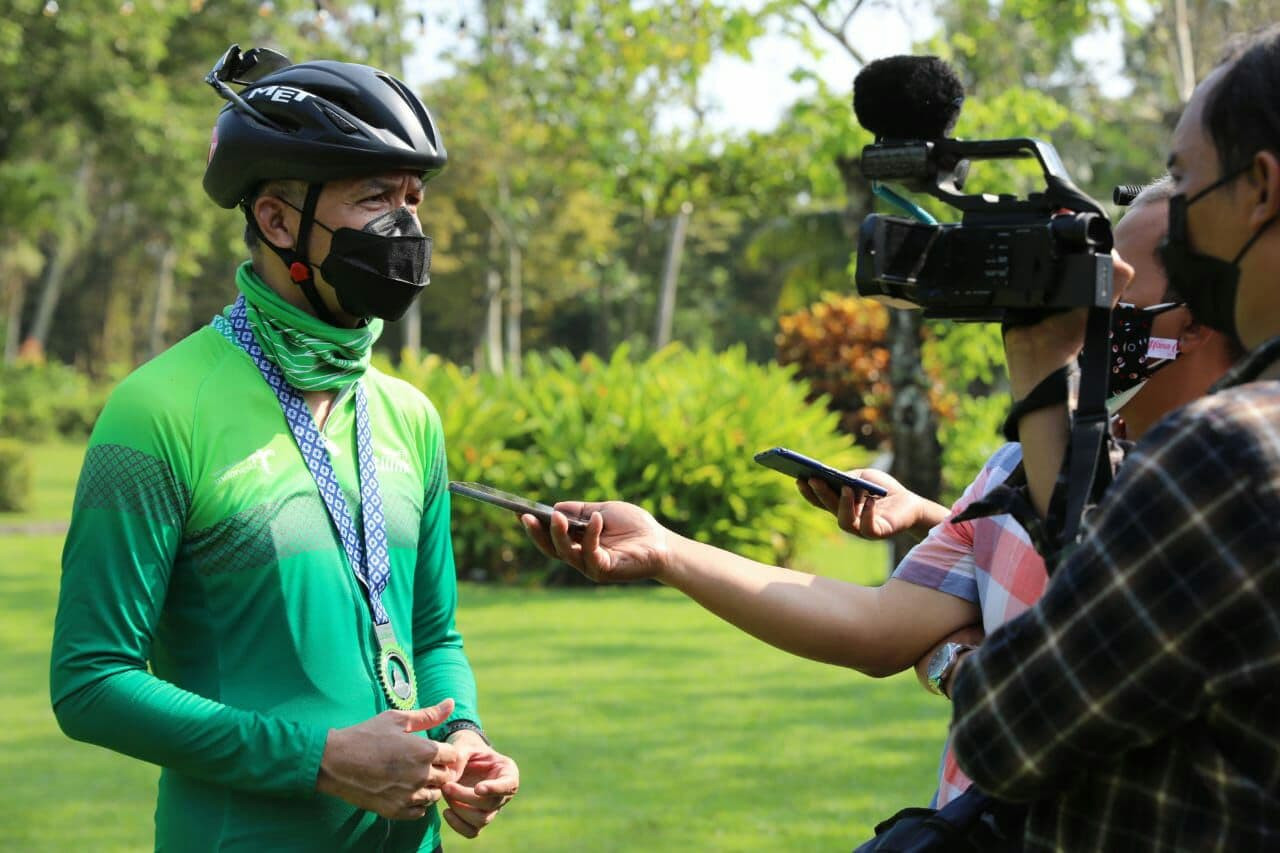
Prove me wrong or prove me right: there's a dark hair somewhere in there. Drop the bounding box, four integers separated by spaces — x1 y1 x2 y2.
1203 25 1280 175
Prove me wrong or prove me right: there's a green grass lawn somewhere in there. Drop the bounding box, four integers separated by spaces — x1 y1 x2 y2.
0 444 948 851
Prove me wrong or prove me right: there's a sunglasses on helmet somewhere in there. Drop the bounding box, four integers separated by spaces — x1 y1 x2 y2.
205 43 294 130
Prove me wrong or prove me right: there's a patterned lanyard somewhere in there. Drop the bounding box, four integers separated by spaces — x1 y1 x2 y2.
221 296 417 709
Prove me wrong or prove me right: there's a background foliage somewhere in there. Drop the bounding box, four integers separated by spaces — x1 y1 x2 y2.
0 362 114 442
777 294 893 448
384 345 867 581
3 0 1272 530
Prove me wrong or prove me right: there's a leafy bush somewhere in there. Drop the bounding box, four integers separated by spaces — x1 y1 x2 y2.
776 293 957 448
924 321 1009 503
0 439 32 512
777 295 1009 505
0 362 110 441
381 345 867 583
776 294 892 447
387 354 536 581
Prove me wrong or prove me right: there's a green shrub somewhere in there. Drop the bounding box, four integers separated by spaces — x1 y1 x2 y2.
381 345 868 583
388 354 536 582
923 321 1009 504
935 393 1007 505
0 439 33 512
0 362 109 441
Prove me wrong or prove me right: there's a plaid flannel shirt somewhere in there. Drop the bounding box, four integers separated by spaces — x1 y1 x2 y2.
949 335 1280 851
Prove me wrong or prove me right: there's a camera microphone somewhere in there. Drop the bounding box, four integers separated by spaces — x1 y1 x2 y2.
853 55 965 140
1113 184 1144 206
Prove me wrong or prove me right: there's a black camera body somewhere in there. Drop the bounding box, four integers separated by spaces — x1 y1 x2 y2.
855 136 1115 322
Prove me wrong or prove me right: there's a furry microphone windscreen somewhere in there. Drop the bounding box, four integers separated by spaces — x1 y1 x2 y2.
853 55 965 141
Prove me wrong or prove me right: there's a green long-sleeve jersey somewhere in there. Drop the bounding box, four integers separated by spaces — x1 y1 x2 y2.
50 319 479 852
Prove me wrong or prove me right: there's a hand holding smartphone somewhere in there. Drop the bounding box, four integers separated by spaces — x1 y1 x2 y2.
753 447 888 497
447 481 590 534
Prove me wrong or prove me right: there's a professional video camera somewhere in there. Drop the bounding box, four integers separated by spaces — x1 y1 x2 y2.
852 56 1115 323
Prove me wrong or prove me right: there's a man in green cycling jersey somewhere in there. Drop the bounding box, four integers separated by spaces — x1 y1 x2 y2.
49 44 518 852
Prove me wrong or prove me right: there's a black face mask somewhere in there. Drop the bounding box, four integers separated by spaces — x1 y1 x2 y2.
268 194 433 324
316 206 432 322
1106 301 1183 413
1158 163 1275 342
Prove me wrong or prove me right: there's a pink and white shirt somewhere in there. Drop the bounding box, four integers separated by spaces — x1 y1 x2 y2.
891 442 1047 807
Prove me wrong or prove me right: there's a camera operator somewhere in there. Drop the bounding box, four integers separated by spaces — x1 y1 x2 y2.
946 27 1280 849
798 176 1242 808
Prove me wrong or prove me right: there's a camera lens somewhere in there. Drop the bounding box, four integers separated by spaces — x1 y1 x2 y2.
1049 212 1112 252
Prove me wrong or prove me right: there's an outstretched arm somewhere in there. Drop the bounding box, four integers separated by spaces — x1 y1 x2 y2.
523 503 977 677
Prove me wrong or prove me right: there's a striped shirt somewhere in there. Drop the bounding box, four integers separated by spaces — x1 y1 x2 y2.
893 442 1047 806
950 336 1280 851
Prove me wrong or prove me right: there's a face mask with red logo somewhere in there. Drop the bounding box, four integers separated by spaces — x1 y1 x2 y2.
1106 301 1183 413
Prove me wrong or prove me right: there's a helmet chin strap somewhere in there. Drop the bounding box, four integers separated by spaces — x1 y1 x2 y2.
246 182 340 326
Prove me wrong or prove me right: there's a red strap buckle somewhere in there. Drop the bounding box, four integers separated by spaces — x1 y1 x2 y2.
289 261 311 283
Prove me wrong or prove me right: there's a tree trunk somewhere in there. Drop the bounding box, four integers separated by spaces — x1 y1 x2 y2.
26 238 73 354
1171 0 1196 103
25 157 91 356
505 238 523 377
403 304 421 359
3 268 26 365
491 176 523 377
482 223 504 374
653 202 691 350
147 243 177 360
886 308 942 569
594 265 610 357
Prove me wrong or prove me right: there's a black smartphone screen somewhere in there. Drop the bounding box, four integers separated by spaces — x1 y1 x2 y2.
447 482 590 532
753 447 889 497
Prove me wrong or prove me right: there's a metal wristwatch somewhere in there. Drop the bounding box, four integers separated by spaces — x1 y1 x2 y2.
925 642 976 698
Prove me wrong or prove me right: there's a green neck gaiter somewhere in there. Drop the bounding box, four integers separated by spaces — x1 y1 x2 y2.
233 261 383 391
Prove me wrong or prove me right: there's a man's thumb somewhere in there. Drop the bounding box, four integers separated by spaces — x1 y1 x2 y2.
401 697 455 733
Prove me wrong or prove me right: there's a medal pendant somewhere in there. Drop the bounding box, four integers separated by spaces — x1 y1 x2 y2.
375 622 417 710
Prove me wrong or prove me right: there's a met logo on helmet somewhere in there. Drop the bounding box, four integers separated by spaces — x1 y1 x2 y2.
246 85 313 104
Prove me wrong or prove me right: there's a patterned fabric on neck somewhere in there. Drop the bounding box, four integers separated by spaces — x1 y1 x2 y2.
229 261 383 391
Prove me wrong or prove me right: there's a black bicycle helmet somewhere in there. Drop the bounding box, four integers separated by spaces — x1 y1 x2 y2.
202 44 447 209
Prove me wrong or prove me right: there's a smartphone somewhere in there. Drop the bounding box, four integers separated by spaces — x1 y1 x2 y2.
753 447 889 497
447 481 590 533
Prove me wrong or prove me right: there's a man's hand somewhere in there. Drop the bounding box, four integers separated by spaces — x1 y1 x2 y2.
1002 250 1137 398
520 500 672 584
1004 251 1136 519
796 468 948 540
1002 308 1091 399
914 625 986 697
316 698 460 821
440 731 520 838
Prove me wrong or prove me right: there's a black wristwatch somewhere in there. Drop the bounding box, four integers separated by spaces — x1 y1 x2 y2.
442 719 491 746
925 642 976 698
